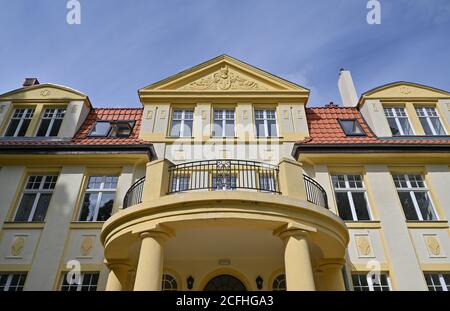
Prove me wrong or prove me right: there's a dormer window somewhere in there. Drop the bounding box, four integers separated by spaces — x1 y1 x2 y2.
415 107 446 136
338 119 365 136
384 107 414 136
4 108 35 137
88 121 134 138
36 108 66 137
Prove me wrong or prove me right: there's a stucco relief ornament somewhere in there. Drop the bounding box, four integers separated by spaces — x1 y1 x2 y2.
425 236 441 256
40 89 51 97
80 237 93 256
11 237 25 256
356 236 372 256
399 86 412 95
181 66 267 90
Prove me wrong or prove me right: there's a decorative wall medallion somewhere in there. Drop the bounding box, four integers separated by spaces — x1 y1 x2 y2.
80 237 93 256
11 236 25 256
146 110 153 119
283 110 289 119
297 110 303 119
399 86 412 95
447 102 450 111
201 111 207 120
70 105 78 113
372 102 379 112
40 89 51 97
355 235 373 257
242 110 249 120
180 66 268 91
424 235 442 257
160 111 166 119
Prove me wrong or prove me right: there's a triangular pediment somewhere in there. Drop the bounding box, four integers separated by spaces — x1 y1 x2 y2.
140 55 309 93
362 82 450 100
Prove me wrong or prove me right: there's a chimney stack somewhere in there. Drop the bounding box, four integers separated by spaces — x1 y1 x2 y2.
22 78 40 87
338 69 358 107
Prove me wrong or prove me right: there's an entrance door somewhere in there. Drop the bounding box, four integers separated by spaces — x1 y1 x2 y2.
204 274 246 291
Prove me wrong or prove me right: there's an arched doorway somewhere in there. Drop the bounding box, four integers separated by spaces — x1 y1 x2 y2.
204 274 247 291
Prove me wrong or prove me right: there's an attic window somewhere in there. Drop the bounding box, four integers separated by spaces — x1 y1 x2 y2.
89 121 135 138
338 119 365 136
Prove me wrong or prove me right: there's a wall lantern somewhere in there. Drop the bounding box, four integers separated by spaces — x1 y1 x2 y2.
187 276 195 290
256 276 263 290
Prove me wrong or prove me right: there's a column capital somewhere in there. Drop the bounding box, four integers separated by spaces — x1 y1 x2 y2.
315 258 346 272
273 223 316 240
137 224 175 241
105 260 131 270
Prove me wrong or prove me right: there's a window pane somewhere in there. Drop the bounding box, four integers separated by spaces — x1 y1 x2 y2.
49 118 63 136
170 120 181 137
17 119 31 137
79 193 98 221
430 117 446 135
335 192 353 220
419 118 433 135
32 193 52 221
387 118 401 136
340 120 363 135
36 119 51 136
351 192 371 220
90 122 111 136
97 193 114 221
267 120 277 137
255 120 265 137
398 118 413 135
182 120 193 137
14 194 37 221
212 120 222 137
398 192 419 220
4 119 20 136
225 120 235 137
414 192 437 221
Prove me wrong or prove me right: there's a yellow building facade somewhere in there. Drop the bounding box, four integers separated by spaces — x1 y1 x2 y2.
0 56 449 291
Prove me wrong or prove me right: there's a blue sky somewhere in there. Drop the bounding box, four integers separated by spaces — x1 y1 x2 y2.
0 0 449 107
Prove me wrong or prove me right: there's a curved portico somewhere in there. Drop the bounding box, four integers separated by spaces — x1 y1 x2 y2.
100 158 349 291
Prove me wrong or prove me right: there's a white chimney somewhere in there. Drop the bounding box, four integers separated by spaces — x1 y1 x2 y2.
338 69 358 107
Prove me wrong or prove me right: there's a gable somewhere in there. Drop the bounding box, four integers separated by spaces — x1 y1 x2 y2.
139 55 309 93
0 84 88 103
361 82 450 101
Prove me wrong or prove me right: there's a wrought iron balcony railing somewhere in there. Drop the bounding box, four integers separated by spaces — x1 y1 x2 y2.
168 160 280 194
122 160 329 210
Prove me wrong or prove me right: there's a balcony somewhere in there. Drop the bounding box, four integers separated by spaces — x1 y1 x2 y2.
123 159 328 210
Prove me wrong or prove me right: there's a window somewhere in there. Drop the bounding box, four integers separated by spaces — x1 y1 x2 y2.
60 272 99 291
171 175 190 192
384 107 414 136
89 121 135 137
416 107 446 136
212 109 235 137
14 175 58 222
255 109 277 137
393 174 437 221
0 273 27 291
272 274 286 291
162 274 178 291
79 176 118 222
424 273 450 291
170 109 193 137
338 119 365 136
259 174 276 192
352 273 391 291
332 175 371 221
4 108 35 137
212 174 237 190
36 108 66 137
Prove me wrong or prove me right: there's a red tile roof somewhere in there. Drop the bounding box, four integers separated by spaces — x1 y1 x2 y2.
0 108 147 146
298 105 450 146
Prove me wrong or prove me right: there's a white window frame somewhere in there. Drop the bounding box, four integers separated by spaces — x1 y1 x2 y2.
255 109 278 138
36 108 66 137
352 273 392 291
79 176 118 222
415 107 447 136
4 108 35 137
60 272 99 291
0 273 27 291
332 175 372 221
170 109 194 138
162 273 178 291
212 109 235 137
425 273 449 291
394 174 438 221
13 175 58 222
384 107 415 136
